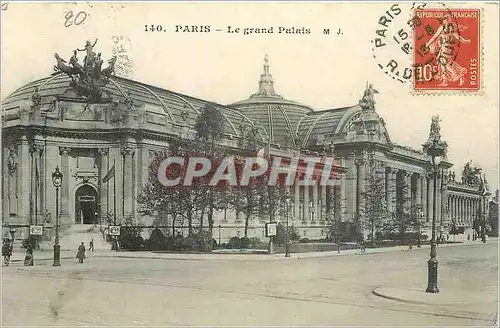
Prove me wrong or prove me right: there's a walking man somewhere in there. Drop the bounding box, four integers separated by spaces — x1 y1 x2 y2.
76 242 86 263
89 239 94 252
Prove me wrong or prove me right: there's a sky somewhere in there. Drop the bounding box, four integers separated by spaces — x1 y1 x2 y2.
1 2 498 191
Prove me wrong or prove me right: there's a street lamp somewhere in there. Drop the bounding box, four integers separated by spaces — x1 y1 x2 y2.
425 139 445 294
218 224 221 246
52 166 63 267
285 196 291 257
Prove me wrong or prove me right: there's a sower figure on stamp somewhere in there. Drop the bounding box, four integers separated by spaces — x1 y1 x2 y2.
76 242 86 263
426 15 471 87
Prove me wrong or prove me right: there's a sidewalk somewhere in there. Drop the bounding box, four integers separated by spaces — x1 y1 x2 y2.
6 238 496 263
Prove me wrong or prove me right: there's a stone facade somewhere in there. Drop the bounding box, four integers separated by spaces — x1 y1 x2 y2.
1 54 488 243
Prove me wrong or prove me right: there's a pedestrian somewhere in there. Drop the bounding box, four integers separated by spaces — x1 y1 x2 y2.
89 239 94 252
24 243 34 266
3 240 12 266
76 242 86 263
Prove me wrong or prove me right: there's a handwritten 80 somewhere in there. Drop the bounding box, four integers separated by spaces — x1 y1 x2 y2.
64 10 88 27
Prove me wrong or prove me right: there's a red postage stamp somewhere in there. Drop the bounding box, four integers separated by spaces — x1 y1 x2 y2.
413 8 480 92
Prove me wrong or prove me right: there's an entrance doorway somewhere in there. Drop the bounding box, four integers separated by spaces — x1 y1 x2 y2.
75 185 98 224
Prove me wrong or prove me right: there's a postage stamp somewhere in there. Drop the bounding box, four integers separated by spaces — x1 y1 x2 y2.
412 8 481 92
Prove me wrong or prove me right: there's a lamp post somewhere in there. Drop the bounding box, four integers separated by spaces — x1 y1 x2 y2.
285 197 291 258
218 224 221 246
52 166 63 267
425 139 445 294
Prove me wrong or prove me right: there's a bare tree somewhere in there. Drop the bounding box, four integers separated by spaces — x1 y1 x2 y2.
360 160 395 246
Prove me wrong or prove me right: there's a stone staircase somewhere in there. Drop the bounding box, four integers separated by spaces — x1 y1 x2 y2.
41 224 111 251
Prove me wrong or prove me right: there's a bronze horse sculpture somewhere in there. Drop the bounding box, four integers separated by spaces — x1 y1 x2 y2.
101 56 117 79
53 53 81 77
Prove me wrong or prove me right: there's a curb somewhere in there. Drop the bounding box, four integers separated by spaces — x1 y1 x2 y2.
371 287 493 306
372 288 434 306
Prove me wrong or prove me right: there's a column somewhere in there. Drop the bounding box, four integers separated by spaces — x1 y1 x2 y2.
390 169 398 214
303 184 310 223
405 172 412 214
3 147 10 220
463 197 467 225
98 148 109 221
30 144 44 225
320 183 326 222
121 146 135 218
357 159 366 219
294 178 300 222
340 168 346 222
136 144 150 216
460 197 464 224
415 174 422 208
312 180 319 222
450 195 455 220
441 174 448 227
473 198 478 224
426 174 434 223
467 197 472 226
16 138 30 240
421 175 427 221
385 167 391 212
58 147 71 224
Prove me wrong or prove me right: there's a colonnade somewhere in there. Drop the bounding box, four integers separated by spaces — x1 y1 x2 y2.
351 159 450 230
448 193 482 227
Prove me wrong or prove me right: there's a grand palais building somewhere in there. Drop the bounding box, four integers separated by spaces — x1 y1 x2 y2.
1 47 490 245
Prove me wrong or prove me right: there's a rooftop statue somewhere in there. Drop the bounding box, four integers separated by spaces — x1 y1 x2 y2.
53 39 115 103
429 115 442 142
359 82 379 111
423 115 448 158
461 160 484 187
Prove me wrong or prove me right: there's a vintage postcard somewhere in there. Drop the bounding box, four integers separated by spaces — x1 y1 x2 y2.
1 1 498 327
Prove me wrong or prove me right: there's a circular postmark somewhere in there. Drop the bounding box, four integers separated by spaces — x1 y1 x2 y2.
112 35 134 78
371 2 463 87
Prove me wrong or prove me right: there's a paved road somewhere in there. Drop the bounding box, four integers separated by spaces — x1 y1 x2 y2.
2 242 497 326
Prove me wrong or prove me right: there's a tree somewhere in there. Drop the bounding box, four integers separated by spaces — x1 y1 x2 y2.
137 138 220 236
325 186 348 246
360 160 395 246
193 103 227 234
382 177 424 245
